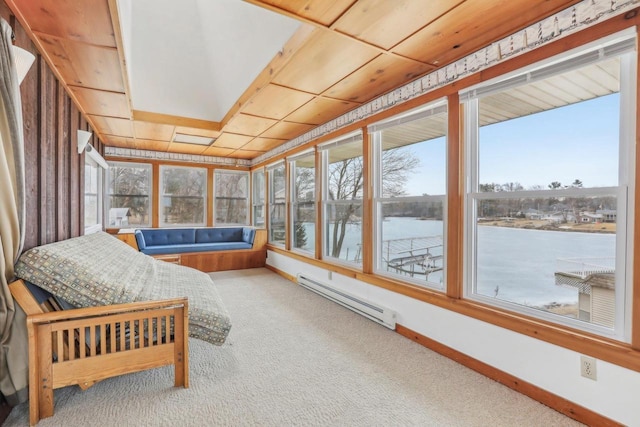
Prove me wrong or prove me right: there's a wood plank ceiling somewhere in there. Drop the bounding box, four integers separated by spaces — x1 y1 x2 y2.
6 0 581 161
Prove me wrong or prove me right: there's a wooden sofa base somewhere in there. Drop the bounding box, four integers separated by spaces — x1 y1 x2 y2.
9 280 189 426
153 249 266 272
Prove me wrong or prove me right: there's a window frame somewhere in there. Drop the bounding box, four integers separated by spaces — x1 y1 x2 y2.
159 164 208 227
370 100 449 290
106 161 152 229
252 168 266 228
267 161 286 246
214 169 250 226
462 34 636 341
84 153 103 235
288 149 316 256
319 132 364 267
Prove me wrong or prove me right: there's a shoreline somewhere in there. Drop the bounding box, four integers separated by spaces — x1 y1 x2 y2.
477 218 616 234
538 302 578 317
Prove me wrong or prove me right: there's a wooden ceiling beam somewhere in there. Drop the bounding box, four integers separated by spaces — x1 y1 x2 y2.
107 0 135 117
132 110 221 132
244 0 437 67
219 23 317 128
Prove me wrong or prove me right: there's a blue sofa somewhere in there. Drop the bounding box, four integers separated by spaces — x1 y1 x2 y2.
135 227 256 255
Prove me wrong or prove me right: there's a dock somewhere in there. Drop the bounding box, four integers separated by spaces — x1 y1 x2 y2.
382 235 444 281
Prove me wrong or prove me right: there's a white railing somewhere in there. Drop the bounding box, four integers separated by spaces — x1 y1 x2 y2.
555 257 615 279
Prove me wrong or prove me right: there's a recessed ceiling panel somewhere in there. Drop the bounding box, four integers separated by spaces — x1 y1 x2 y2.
117 0 300 122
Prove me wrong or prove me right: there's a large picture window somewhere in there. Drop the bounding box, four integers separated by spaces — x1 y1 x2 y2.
252 169 265 228
160 166 207 227
320 133 363 266
463 35 635 339
106 162 151 228
215 170 249 225
268 162 286 245
289 151 316 254
370 101 447 289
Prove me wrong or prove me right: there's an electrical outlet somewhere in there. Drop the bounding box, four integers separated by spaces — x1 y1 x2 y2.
328 271 332 280
581 355 597 381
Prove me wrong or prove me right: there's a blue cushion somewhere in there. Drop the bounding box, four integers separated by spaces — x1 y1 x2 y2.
141 228 196 245
134 229 146 250
141 241 252 255
195 227 243 243
242 228 255 245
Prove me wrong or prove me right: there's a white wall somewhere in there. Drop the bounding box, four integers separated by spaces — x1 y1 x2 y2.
267 250 640 426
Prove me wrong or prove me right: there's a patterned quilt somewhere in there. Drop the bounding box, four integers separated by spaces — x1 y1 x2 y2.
15 232 231 345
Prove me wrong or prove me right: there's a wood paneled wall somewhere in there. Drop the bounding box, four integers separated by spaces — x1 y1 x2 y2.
1 2 104 251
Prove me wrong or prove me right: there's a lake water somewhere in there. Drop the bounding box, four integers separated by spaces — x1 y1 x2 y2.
304 217 616 307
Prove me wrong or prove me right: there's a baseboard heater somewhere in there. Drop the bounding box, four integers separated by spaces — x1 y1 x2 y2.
296 274 397 329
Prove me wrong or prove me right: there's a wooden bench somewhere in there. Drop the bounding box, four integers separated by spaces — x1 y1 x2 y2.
9 280 189 426
112 229 268 272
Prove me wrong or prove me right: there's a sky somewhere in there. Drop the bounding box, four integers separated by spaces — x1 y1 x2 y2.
402 93 620 196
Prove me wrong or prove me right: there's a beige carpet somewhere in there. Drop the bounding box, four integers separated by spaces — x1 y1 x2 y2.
5 268 582 426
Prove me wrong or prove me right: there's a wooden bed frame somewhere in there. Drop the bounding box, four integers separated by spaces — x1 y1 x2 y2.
9 280 189 426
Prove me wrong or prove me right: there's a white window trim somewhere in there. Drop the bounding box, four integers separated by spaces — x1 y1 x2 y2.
289 152 316 256
462 36 636 341
268 163 286 246
252 168 266 228
84 154 104 235
370 100 449 290
321 132 364 267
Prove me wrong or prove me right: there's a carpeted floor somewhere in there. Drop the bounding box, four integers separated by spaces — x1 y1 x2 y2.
5 268 582 426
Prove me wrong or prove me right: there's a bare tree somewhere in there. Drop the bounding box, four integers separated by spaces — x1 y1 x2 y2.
108 165 151 225
327 147 419 259
215 171 249 224
163 168 206 224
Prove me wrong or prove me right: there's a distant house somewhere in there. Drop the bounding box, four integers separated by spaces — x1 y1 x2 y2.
596 209 617 223
579 212 603 223
108 208 131 227
543 212 570 223
524 209 543 220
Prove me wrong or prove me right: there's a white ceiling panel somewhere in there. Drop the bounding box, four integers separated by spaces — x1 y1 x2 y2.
117 0 300 122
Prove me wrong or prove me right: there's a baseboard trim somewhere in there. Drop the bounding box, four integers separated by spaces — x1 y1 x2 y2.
266 263 621 426
265 263 297 283
396 324 621 427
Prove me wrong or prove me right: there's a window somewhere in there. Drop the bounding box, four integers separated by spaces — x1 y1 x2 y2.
215 170 249 225
320 132 363 266
252 169 265 228
106 162 152 228
370 101 447 289
84 155 103 234
268 162 286 245
463 34 635 339
160 166 207 227
289 151 316 254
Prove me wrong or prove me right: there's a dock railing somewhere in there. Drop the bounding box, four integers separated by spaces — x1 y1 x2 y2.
555 257 615 279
